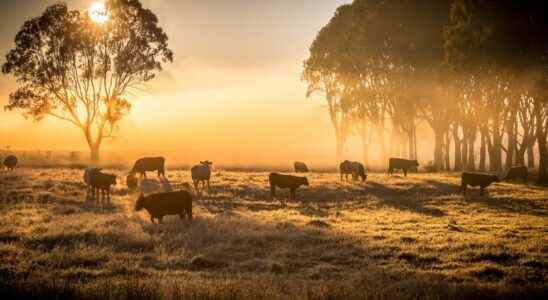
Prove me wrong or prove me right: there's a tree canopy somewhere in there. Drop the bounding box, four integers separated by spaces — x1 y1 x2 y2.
2 0 173 161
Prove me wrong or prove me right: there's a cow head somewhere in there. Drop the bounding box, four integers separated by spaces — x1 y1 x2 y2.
200 160 213 168
107 174 117 186
302 177 310 186
135 193 146 211
411 160 419 167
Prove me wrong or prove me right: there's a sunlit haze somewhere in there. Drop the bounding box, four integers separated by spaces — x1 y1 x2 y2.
0 0 353 166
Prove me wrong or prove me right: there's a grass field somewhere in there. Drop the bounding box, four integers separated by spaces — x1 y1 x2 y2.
0 168 546 299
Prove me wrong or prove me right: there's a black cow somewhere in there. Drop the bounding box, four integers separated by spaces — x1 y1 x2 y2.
3 155 17 171
135 190 193 223
503 166 528 183
388 158 419 177
294 161 309 173
460 172 499 196
130 157 165 178
89 170 117 202
269 173 309 203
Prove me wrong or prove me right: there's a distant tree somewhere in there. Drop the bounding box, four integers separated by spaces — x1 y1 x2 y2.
2 1 173 162
303 5 354 162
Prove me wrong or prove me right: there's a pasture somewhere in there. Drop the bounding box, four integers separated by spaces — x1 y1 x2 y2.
0 168 546 299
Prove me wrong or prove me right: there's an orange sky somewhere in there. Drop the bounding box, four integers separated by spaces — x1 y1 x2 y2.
0 0 372 166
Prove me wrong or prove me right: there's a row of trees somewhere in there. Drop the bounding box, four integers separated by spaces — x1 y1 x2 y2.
303 0 548 182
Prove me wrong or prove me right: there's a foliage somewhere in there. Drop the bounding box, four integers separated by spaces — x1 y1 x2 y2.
2 0 173 161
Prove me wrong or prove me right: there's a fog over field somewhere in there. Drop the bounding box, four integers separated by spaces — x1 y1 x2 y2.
0 0 547 299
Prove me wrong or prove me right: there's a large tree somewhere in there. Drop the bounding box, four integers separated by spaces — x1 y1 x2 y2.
2 0 173 161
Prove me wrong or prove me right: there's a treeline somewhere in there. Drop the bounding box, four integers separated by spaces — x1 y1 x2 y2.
302 0 548 182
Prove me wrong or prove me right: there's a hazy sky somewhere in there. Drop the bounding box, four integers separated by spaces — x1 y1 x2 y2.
0 0 352 164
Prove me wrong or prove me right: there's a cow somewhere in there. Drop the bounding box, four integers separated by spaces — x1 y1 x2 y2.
340 160 367 182
130 157 165 178
388 158 419 177
83 167 101 200
135 190 193 223
503 166 528 183
3 155 18 171
460 172 499 196
269 173 309 204
191 161 212 195
89 170 117 202
126 173 138 191
294 161 309 173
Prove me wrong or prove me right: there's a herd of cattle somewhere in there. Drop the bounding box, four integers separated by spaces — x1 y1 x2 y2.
0 155 532 223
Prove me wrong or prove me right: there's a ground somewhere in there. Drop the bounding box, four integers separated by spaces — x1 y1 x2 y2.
0 168 546 299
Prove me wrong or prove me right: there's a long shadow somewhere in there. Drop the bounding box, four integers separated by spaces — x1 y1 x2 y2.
365 182 447 217
424 178 547 217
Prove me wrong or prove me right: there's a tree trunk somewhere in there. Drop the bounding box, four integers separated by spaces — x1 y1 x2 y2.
467 136 475 171
89 143 100 163
527 143 535 168
479 128 487 171
462 135 468 170
453 128 462 171
537 103 548 184
433 129 444 171
444 132 451 171
361 121 370 167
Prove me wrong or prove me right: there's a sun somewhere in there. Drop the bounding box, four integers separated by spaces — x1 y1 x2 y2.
89 1 108 24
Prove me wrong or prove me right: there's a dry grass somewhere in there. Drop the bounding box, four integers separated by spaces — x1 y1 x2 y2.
0 168 546 299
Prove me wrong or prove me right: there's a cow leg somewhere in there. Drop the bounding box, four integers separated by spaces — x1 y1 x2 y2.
340 173 343 181
480 187 485 196
188 206 193 219
207 179 210 193
290 188 295 200
179 213 184 220
150 216 155 223
270 184 276 199
404 169 408 177
461 184 467 195
158 216 163 224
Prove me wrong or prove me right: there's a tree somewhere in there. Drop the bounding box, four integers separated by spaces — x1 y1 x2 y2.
2 1 173 162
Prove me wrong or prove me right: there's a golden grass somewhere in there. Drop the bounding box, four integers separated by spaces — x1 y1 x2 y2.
0 168 546 299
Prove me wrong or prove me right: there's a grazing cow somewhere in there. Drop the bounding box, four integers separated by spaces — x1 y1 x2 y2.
126 173 138 191
339 160 367 182
503 166 528 183
135 190 193 223
388 158 419 177
130 157 165 178
191 161 212 194
89 170 117 202
460 172 499 196
269 173 309 203
83 167 101 200
3 155 18 171
294 161 309 173
351 161 367 181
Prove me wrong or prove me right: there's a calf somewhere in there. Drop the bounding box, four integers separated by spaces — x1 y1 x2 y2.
503 166 528 183
191 160 212 195
89 170 117 202
130 157 165 178
3 155 17 171
388 158 419 177
269 173 309 203
460 172 499 196
135 190 193 223
294 161 309 173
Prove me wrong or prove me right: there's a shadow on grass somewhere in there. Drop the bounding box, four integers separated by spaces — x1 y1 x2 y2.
424 179 547 217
